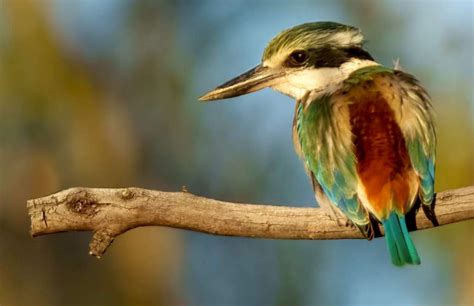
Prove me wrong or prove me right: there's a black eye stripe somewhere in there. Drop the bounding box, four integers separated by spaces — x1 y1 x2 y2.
284 46 374 68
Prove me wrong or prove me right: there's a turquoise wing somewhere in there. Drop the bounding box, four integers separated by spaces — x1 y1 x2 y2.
407 137 435 206
295 97 372 237
395 71 436 206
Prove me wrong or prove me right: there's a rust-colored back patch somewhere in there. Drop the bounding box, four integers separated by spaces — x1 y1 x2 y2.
348 88 412 218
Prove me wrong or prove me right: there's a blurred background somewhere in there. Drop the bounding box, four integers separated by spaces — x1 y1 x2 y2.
1 0 473 305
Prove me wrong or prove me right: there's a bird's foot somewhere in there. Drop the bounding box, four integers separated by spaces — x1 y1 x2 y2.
422 204 439 227
345 218 357 229
323 209 348 227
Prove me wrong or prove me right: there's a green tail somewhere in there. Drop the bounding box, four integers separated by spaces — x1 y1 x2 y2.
382 212 421 266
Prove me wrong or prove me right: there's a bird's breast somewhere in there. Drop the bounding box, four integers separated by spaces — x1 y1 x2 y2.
348 90 416 218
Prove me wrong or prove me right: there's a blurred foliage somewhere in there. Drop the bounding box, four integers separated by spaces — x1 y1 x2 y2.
0 0 473 306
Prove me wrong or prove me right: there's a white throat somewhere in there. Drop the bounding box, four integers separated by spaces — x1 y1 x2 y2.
271 59 380 100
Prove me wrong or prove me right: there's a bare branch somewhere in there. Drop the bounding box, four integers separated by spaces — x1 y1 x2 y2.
27 186 474 258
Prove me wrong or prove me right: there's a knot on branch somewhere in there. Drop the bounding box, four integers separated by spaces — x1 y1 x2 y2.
66 189 100 217
118 188 136 201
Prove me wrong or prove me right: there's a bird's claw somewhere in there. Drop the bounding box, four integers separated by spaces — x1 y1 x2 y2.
345 219 356 229
324 211 349 227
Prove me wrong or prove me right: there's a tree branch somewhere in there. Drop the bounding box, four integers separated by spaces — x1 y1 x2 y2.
27 186 474 258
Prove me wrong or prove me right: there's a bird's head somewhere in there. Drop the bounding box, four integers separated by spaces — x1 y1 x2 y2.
200 22 377 101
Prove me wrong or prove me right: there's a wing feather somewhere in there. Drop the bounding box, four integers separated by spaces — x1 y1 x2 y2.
395 71 436 206
294 94 372 235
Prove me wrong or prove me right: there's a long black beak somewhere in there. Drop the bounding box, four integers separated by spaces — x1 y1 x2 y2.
199 64 285 101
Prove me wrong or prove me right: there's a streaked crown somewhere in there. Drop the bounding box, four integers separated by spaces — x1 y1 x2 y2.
262 22 367 68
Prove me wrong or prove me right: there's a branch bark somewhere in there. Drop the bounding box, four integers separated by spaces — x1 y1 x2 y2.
27 186 474 258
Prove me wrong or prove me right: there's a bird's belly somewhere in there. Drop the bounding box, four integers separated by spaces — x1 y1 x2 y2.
349 93 416 218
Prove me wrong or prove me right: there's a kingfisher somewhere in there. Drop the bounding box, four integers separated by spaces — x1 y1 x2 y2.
199 22 436 266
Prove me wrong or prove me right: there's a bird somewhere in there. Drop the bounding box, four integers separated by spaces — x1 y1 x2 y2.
199 22 436 266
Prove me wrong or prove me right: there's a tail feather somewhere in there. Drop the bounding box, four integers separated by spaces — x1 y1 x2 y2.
399 215 421 264
382 213 420 266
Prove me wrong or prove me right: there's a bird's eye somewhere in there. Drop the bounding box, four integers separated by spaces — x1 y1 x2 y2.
289 50 309 66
